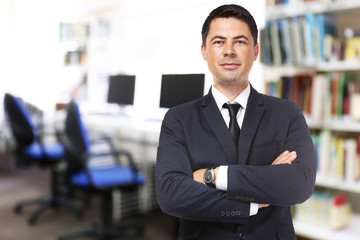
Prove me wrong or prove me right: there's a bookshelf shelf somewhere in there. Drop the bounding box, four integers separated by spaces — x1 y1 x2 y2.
306 117 360 132
317 61 360 72
264 61 360 81
305 116 323 129
323 118 360 133
316 175 360 194
263 66 316 82
266 0 360 20
294 214 360 240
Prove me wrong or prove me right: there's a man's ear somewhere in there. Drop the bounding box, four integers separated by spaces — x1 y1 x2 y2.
201 43 207 61
253 43 259 61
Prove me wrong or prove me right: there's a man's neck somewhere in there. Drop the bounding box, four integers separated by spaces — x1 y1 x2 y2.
213 82 248 102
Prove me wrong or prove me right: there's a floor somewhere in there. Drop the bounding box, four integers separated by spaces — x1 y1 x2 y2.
0 166 174 240
0 156 311 240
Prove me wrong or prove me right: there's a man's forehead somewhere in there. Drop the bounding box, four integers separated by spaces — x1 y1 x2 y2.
207 18 251 38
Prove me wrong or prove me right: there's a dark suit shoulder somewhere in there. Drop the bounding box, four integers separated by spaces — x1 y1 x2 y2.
165 95 206 118
260 93 300 109
258 93 305 123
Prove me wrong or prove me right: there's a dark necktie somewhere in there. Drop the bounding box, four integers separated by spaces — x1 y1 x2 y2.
223 103 241 147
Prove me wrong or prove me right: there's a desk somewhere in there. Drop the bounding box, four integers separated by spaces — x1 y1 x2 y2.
84 114 161 144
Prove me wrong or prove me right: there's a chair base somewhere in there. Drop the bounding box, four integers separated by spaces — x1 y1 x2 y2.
13 195 83 225
57 220 144 240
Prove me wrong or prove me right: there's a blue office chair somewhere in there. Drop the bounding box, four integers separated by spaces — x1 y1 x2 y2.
3 93 83 225
58 100 145 240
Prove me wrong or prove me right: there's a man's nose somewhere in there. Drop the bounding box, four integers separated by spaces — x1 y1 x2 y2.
223 43 236 57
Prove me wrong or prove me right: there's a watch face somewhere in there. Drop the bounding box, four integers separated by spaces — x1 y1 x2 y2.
204 170 212 183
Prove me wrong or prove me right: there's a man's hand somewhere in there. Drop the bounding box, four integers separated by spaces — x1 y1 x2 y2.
193 168 206 184
272 150 297 165
259 204 270 208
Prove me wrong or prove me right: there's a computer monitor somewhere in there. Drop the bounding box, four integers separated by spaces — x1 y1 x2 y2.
159 74 205 108
107 75 136 106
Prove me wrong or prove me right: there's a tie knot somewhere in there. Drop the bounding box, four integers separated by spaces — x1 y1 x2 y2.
223 103 241 118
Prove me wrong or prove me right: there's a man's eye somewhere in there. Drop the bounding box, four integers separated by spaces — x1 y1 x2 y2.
237 40 245 44
214 41 223 45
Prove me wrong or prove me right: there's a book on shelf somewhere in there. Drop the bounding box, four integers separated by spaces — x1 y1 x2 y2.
280 18 293 65
260 22 273 65
269 20 283 65
345 37 360 61
315 13 337 61
290 17 305 65
303 14 316 65
59 22 90 43
294 190 351 230
260 13 338 66
329 71 358 118
311 74 328 122
350 93 360 121
315 130 360 183
266 71 360 123
64 48 87 66
265 73 328 122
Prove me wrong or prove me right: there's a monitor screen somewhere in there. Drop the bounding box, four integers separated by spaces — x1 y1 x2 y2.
107 75 136 106
159 74 205 108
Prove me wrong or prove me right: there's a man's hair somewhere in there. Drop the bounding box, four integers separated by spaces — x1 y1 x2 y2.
201 4 258 47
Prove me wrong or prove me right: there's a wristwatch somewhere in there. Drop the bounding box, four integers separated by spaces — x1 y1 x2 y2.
203 168 215 188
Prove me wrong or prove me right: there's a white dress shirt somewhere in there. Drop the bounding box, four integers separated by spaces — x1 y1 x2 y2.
211 84 259 216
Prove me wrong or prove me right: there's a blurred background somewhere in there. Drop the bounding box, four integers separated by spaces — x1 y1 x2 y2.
1 0 360 239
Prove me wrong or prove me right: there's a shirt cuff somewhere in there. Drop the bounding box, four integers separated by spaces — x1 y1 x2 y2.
249 203 259 216
216 165 228 191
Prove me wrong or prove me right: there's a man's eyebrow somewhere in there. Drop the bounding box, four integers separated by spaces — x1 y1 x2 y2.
210 35 249 42
233 35 249 40
210 35 226 42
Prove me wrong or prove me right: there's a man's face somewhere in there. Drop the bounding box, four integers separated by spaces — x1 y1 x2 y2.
201 17 259 88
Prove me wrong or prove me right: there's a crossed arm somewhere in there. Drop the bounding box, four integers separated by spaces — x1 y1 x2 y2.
193 150 298 209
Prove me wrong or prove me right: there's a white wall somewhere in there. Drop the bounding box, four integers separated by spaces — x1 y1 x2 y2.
0 0 265 121
102 0 266 119
0 0 81 120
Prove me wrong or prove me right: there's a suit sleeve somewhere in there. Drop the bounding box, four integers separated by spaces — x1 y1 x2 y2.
227 103 317 206
156 109 251 224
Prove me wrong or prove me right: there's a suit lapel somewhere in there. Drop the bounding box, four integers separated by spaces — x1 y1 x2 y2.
200 90 238 164
238 86 265 165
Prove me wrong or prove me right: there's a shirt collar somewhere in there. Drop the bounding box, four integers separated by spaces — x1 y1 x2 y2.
212 84 250 112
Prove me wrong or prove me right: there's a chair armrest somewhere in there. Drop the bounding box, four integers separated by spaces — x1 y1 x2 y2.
89 134 139 172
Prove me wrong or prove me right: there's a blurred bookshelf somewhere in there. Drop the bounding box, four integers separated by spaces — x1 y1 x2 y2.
263 0 360 239
294 214 360 240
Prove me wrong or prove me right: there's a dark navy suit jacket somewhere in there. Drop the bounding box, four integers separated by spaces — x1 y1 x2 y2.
156 86 316 240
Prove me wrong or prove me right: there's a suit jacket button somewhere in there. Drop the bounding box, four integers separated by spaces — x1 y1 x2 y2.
236 211 241 216
235 195 241 200
226 211 230 216
238 233 245 240
220 211 225 216
231 211 236 216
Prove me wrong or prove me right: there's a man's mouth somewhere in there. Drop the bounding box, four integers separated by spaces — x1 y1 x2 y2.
220 62 240 69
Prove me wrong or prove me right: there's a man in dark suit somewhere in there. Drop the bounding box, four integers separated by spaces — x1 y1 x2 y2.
156 4 316 240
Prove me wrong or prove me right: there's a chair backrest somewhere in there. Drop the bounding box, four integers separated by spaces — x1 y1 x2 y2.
3 93 38 146
63 100 91 172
